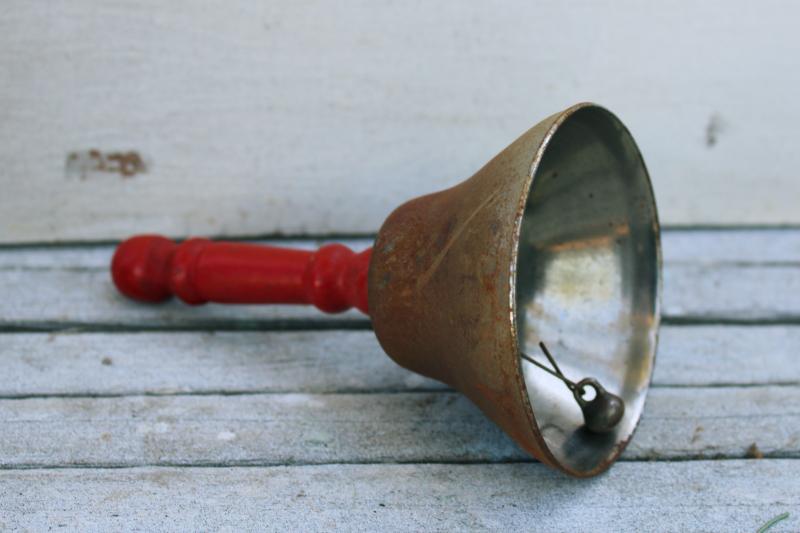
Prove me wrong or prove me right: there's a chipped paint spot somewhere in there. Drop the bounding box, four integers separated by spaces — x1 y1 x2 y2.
137 422 170 434
66 149 147 179
217 431 237 441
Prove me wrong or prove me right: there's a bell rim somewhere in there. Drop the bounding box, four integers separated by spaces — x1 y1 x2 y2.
509 102 663 477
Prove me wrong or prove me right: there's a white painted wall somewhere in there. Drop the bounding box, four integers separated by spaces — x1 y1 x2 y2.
1 0 797 243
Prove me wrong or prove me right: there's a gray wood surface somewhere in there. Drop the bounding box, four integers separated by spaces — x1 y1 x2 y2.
0 230 797 532
1 461 797 533
1 230 799 330
1 386 797 468
1 325 797 398
3 1 800 244
3 229 796 268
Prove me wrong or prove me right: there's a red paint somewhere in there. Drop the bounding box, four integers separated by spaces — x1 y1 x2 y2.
111 235 371 315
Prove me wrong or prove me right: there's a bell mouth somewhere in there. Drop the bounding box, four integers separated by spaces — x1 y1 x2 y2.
514 104 661 476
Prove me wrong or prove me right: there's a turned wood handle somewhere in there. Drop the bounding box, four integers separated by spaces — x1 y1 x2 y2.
111 235 371 315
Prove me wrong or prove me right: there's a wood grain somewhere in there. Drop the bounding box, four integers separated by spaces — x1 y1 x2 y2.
0 229 796 530
1 461 797 532
1 232 799 329
1 325 797 398
0 262 795 328
3 229 796 268
2 1 800 243
1 386 797 468
662 229 800 264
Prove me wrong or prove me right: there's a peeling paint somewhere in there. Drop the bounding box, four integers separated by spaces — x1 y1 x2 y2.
66 150 147 179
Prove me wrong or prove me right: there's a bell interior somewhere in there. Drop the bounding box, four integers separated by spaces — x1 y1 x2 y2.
515 106 660 475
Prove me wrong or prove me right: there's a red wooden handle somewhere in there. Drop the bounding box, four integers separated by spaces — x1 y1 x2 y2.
111 235 372 315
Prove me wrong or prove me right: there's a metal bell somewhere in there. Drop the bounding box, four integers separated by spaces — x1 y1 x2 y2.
111 102 661 477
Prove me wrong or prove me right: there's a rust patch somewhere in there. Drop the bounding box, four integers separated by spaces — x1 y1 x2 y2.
66 149 147 179
746 442 764 459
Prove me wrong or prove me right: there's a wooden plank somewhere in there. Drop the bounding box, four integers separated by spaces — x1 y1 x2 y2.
2 1 800 244
1 233 798 328
0 461 796 532
1 386 796 468
664 263 800 322
0 266 366 329
0 239 371 269
2 229 797 269
0 240 372 329
1 325 797 397
661 229 800 264
0 262 796 328
653 325 800 386
0 331 440 396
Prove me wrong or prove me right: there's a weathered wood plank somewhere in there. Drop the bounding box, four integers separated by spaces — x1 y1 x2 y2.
0 240 372 329
0 461 796 532
0 239 371 269
0 239 798 328
1 386 796 467
0 263 795 327
664 263 800 322
0 266 366 329
1 326 797 397
0 331 439 396
653 325 800 386
661 229 800 264
2 1 800 244
2 229 798 269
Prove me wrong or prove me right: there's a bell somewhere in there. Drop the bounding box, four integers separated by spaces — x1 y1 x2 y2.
111 102 661 477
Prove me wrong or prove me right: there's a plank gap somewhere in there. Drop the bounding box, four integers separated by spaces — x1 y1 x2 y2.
2 381 799 401
1 225 800 250
0 320 375 333
1 455 797 472
7 315 800 334
2 387 796 467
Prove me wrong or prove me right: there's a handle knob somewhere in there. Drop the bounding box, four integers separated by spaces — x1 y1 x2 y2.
111 235 371 315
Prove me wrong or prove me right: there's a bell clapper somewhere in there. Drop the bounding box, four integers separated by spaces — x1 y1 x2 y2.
520 342 625 433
